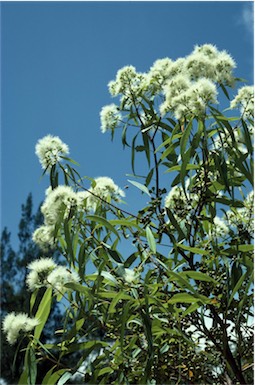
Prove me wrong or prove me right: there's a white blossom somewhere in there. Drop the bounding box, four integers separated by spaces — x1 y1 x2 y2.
26 257 56 291
123 268 138 284
100 104 121 133
225 191 254 236
35 135 69 171
41 185 79 225
47 266 80 293
88 176 125 210
164 185 199 221
185 44 236 85
108 65 147 108
210 216 229 238
2 312 40 345
32 224 56 250
230 86 254 120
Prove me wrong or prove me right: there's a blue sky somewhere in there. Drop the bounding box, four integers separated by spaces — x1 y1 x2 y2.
1 1 254 248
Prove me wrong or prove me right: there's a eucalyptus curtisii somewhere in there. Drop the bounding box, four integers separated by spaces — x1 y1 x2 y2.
3 44 253 385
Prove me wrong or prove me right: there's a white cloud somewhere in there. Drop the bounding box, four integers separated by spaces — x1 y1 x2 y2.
240 3 254 34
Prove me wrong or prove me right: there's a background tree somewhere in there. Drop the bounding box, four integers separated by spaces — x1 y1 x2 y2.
0 194 62 384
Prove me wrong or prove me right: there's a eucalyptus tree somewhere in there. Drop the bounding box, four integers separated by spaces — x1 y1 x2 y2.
3 44 253 384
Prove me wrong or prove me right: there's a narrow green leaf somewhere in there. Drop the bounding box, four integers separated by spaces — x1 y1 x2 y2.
64 282 91 295
27 346 37 385
166 208 186 240
146 226 156 254
180 119 193 157
34 287 52 341
109 291 130 313
100 270 119 287
228 273 247 308
109 219 140 230
97 367 114 377
42 366 56 385
181 271 218 284
176 243 210 255
86 215 120 239
127 180 151 197
46 370 67 385
57 372 72 385
169 293 210 304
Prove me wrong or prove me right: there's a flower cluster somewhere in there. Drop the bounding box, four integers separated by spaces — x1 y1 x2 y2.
87 177 125 210
100 104 122 133
184 44 236 85
26 257 80 293
101 44 237 124
33 177 125 250
32 224 56 251
209 216 229 239
26 257 56 290
230 86 254 120
212 127 246 154
160 77 218 119
164 185 199 221
108 65 146 98
2 312 40 345
225 191 254 237
35 135 69 171
41 185 80 226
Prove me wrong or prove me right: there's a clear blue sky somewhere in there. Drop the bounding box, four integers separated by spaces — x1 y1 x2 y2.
1 1 254 248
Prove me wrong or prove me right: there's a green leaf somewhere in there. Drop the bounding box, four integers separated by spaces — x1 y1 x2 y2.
98 270 119 287
57 372 72 385
18 369 28 385
64 282 91 295
165 164 199 172
108 291 132 313
46 370 67 385
146 226 156 254
34 287 52 341
86 215 120 239
27 346 37 385
180 119 193 157
228 273 247 308
60 155 80 166
169 293 210 304
108 249 123 263
109 219 140 230
127 179 151 197
166 208 186 240
176 243 210 255
42 366 56 385
181 271 218 284
96 367 114 377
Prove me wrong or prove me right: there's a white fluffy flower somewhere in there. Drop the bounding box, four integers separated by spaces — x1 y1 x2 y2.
100 104 121 133
146 58 174 91
108 65 147 108
26 258 57 291
210 216 229 238
225 192 254 236
212 127 247 154
230 86 254 120
35 135 69 171
47 266 80 293
164 185 198 221
76 190 92 211
41 185 79 225
88 176 125 210
185 44 236 85
32 224 56 250
2 312 40 345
